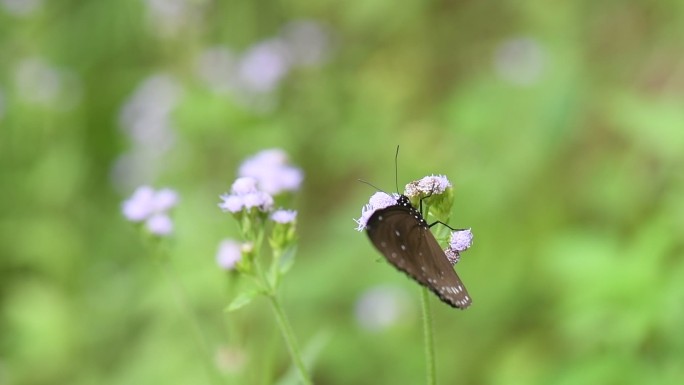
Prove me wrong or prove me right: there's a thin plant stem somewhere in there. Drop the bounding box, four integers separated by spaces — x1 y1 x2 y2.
421 287 436 385
267 293 312 385
162 261 224 385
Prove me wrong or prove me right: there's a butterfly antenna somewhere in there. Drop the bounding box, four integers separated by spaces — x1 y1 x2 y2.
394 145 400 194
358 179 388 195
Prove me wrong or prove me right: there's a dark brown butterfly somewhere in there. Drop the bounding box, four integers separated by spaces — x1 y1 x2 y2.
365 194 472 309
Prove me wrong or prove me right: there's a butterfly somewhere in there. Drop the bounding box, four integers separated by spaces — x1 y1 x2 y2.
365 194 472 309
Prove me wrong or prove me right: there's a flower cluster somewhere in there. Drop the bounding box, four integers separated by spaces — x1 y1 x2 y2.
219 177 274 213
445 229 473 265
216 148 301 271
238 148 303 195
122 186 179 235
195 20 331 101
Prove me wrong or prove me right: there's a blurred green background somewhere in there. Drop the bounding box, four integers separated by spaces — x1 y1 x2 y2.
2 0 684 384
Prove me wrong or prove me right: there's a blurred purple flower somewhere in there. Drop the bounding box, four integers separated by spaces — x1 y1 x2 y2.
271 209 297 224
146 213 174 235
216 239 242 270
493 36 546 86
14 57 81 110
354 192 399 231
238 148 303 195
144 0 201 38
404 174 451 198
1 0 42 17
237 39 291 94
280 20 332 67
122 185 179 236
113 74 181 192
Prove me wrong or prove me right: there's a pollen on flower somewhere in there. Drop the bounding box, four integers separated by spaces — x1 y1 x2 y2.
445 248 461 265
449 229 473 252
404 175 451 198
271 209 297 224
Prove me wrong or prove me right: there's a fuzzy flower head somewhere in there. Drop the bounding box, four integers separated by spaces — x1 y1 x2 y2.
404 174 454 223
216 239 243 270
404 174 451 199
122 186 179 236
449 229 473 252
218 177 274 214
238 148 303 195
271 209 297 224
443 229 473 266
354 192 399 232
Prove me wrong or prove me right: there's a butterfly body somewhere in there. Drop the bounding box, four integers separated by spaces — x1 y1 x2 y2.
365 195 472 309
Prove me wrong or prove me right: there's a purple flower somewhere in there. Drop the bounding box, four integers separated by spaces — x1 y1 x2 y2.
354 192 399 231
280 20 331 67
271 209 297 224
122 185 179 236
404 174 451 198
216 239 243 270
146 213 174 235
237 39 291 94
218 176 274 213
238 148 303 195
449 229 473 252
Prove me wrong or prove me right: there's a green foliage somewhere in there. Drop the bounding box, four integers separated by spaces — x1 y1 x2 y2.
2 1 684 384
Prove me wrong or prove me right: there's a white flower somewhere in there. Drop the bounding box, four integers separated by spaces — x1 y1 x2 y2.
122 186 179 236
242 191 274 211
216 239 243 270
404 175 451 198
218 194 244 213
218 176 274 214
146 213 174 235
449 229 473 252
230 177 259 195
271 209 297 224
354 192 399 231
238 148 303 195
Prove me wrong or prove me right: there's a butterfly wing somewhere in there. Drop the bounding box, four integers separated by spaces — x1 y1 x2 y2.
366 205 472 309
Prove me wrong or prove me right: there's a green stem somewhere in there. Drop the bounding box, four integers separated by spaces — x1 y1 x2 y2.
421 287 436 385
162 261 224 385
267 294 312 385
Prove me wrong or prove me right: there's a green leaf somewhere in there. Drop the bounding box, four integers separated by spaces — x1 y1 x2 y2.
225 290 260 312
